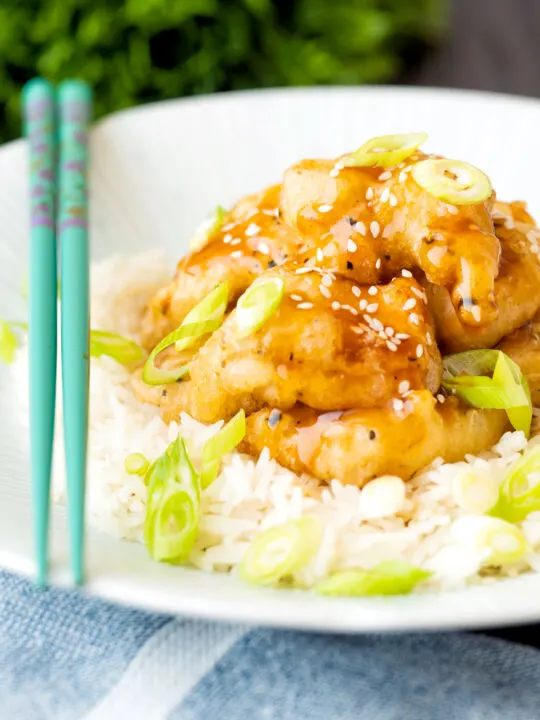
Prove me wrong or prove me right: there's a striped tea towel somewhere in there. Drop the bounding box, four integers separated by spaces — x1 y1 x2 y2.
1 570 540 719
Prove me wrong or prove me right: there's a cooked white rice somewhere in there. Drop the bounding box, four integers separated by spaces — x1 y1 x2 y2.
12 252 540 591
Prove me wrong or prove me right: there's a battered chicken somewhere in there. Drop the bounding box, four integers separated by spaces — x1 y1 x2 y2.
426 202 540 352
139 185 302 349
134 268 441 424
240 392 509 487
135 135 540 487
281 152 500 327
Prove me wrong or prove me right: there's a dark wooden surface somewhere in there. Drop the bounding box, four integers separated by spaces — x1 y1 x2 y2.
408 0 540 97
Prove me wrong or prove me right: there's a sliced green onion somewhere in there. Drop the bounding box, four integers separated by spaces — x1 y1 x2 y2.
315 560 432 597
239 516 322 586
90 330 146 365
0 321 21 364
189 205 227 252
124 452 150 476
175 282 228 352
489 446 540 522
235 277 284 338
475 518 529 565
453 470 499 514
144 435 200 563
343 132 428 168
143 283 229 386
442 349 532 436
411 158 492 205
201 409 246 489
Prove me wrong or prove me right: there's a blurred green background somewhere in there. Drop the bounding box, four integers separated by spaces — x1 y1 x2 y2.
0 0 446 143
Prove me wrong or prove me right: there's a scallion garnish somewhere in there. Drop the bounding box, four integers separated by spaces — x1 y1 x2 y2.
489 446 540 522
442 349 532 436
124 452 150 476
144 435 200 563
201 409 246 488
189 205 227 252
454 516 529 566
142 282 229 386
411 158 492 205
343 132 428 169
315 560 432 596
238 516 322 586
235 277 284 338
0 320 25 364
90 330 146 365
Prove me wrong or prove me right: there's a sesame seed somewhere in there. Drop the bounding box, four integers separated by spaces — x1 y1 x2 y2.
347 239 358 253
366 303 379 313
223 233 233 244
426 332 433 346
262 208 279 217
446 204 458 215
365 187 374 200
370 221 380 238
393 398 404 410
471 305 482 322
329 168 339 178
354 221 366 235
398 170 408 183
437 394 446 404
296 267 312 275
290 294 303 301
231 250 243 258
245 222 260 237
320 285 331 298
318 204 333 213
416 344 424 358
398 380 410 394
331 301 340 311
532 245 540 255
386 341 398 352
258 242 270 255
389 193 398 207
230 237 242 246
359 299 368 310
409 313 420 325
368 286 378 296
375 258 382 269
401 269 413 278
351 326 364 335
395 332 410 340
411 286 427 301
381 187 390 203
379 171 392 181
352 286 361 297
403 298 416 311
222 222 236 231
322 274 333 287
246 209 258 219
372 318 384 332
385 326 395 336
297 302 313 310
316 248 324 262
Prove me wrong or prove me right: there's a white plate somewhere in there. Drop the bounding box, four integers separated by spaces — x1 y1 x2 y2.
2 86 540 633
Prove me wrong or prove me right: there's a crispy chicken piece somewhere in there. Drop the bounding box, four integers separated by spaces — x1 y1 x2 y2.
499 318 540 406
241 392 509 487
139 185 302 349
280 152 500 327
132 268 442 424
426 202 540 352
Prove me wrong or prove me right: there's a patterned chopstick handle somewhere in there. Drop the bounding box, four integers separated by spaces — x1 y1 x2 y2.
58 83 91 233
24 80 55 230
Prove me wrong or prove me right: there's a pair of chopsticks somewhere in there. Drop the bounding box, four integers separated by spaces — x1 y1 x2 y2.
23 78 92 587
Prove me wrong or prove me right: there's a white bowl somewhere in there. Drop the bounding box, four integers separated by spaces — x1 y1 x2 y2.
2 86 540 632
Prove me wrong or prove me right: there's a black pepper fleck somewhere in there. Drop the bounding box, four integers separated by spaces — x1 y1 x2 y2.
161 389 168 397
347 261 354 270
289 352 294 361
267 259 277 269
384 253 391 261
346 216 357 226
369 430 376 440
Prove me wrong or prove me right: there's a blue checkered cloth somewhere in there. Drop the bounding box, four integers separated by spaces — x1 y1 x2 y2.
2 570 540 719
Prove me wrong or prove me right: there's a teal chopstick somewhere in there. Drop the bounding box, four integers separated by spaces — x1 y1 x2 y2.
22 79 57 588
57 80 92 586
